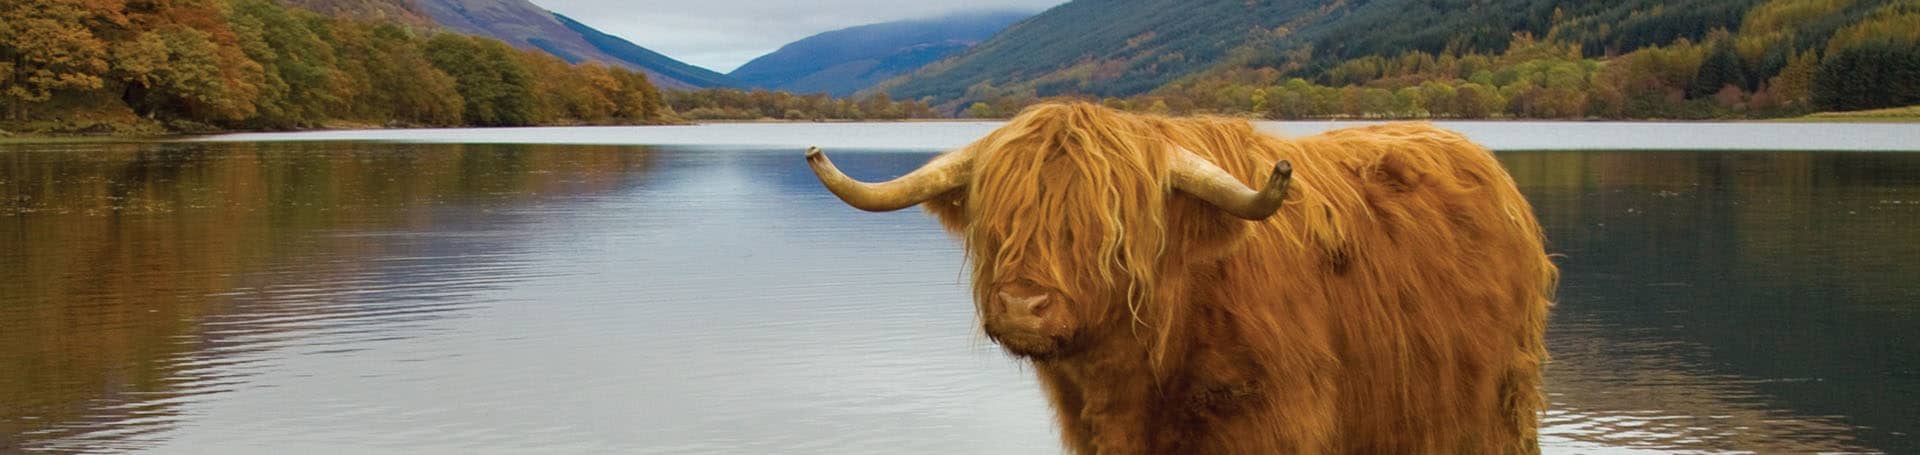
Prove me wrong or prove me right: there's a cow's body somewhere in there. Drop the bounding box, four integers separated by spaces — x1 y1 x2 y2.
808 103 1554 454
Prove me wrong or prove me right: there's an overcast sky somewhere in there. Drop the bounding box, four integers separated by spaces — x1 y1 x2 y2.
530 0 1066 74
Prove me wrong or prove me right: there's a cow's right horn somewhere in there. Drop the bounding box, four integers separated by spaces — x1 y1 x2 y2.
1169 147 1292 220
806 146 972 212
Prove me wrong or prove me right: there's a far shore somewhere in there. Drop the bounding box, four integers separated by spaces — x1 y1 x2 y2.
6 108 1917 144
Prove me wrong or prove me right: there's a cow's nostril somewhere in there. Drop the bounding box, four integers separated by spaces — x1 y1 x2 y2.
1027 297 1052 314
998 293 1050 318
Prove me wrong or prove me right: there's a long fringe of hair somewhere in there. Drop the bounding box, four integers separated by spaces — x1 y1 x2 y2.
946 104 1173 336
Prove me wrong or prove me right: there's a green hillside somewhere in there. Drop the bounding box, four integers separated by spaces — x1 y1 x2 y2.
884 0 1920 119
879 0 1329 101
0 0 673 134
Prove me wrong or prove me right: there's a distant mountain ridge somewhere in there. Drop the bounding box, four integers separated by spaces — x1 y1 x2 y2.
728 11 1031 97
279 0 736 89
551 13 738 89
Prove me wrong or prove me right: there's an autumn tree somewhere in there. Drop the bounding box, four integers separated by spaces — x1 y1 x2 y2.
228 0 348 128
1763 50 1818 110
426 33 536 126
340 24 462 126
0 0 116 119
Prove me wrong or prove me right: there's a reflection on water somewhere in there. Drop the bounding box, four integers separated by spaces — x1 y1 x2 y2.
1508 151 1920 453
1 143 1914 454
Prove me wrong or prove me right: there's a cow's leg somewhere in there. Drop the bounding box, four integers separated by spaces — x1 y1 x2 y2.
1493 355 1545 454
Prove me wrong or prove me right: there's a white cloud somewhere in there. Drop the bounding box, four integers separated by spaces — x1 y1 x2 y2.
530 0 1064 73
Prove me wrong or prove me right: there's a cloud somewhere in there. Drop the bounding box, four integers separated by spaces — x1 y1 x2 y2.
531 0 1063 73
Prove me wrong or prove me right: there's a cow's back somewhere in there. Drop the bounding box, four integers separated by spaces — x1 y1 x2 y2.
1236 123 1555 453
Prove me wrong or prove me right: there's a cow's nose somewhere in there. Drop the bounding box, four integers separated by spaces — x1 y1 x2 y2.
995 289 1052 319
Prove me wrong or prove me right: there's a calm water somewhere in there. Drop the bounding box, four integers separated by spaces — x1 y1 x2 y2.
3 123 1917 454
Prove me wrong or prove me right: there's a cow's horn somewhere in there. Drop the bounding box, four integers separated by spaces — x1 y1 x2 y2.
806 146 972 212
1170 148 1291 220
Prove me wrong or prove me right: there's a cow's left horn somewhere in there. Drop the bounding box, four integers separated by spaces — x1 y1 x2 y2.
806 146 972 212
1170 148 1291 220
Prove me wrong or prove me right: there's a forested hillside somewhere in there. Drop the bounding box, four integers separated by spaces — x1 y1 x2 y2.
277 0 436 26
0 0 672 135
878 0 1329 102
891 0 1920 120
729 11 1031 96
269 0 735 88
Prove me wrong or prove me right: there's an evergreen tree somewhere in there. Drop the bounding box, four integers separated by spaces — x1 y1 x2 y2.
1814 41 1920 111
1690 42 1745 99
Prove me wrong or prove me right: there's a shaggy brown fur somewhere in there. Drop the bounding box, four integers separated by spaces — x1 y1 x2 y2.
914 102 1556 454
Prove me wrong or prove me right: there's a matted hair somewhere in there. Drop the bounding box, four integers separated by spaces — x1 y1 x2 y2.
918 101 1556 452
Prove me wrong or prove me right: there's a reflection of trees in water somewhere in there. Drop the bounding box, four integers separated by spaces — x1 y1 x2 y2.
1501 151 1920 453
1545 314 1871 453
0 143 655 452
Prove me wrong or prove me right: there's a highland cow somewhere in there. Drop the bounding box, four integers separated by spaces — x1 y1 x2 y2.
805 102 1556 454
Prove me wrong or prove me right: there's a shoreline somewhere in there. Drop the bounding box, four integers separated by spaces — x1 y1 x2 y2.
7 114 1916 144
184 120 1920 153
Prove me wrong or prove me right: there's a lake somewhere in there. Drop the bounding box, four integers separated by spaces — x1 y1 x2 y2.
3 122 1917 454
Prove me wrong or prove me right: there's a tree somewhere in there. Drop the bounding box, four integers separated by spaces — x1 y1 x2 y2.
606 67 664 122
959 101 988 118
137 25 261 122
355 26 462 126
0 0 114 119
1814 41 1920 112
1689 42 1744 99
228 0 348 128
426 34 537 126
1455 83 1502 118
1418 81 1456 117
1765 50 1818 110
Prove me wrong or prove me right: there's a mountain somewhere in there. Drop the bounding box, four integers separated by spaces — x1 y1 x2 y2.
728 11 1032 97
880 0 1328 102
551 13 738 90
276 0 438 27
411 0 738 88
880 0 1790 105
282 0 735 89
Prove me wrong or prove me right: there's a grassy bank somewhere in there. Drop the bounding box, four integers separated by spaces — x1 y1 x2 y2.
1791 106 1920 123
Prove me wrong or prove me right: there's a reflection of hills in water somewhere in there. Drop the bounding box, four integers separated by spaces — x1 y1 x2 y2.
1505 151 1919 453
0 143 657 452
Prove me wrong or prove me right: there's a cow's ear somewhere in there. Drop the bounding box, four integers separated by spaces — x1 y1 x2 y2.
924 189 969 236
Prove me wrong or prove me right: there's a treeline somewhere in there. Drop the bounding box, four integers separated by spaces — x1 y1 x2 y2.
667 88 941 121
0 0 672 135
942 0 1920 120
